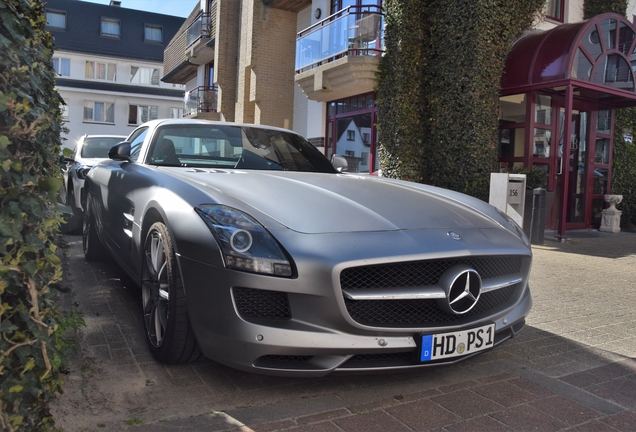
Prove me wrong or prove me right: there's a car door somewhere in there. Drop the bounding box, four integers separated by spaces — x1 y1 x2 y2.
94 128 150 270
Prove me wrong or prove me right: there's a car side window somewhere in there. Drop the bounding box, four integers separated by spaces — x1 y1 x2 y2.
128 127 148 162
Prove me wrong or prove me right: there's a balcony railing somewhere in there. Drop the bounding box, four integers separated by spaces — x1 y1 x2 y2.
186 13 211 47
295 5 384 73
184 85 218 116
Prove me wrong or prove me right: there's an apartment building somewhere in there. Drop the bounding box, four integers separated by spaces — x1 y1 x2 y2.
162 0 636 235
45 0 186 149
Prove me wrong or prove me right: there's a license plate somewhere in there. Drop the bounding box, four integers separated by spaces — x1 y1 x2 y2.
420 323 495 362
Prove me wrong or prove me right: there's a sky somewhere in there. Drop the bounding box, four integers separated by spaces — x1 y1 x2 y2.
79 0 199 18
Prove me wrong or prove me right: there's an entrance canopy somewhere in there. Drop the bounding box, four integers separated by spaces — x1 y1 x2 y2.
502 13 636 108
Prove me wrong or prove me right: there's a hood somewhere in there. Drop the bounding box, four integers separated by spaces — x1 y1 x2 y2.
169 170 502 234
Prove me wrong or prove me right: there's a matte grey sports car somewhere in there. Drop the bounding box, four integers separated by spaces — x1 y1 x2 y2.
83 119 532 376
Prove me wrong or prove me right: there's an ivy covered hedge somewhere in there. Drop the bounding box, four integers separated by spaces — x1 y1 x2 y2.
1 0 79 430
378 0 545 200
611 110 636 229
583 0 628 18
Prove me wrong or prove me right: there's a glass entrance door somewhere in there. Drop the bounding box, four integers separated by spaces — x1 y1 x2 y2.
556 107 590 228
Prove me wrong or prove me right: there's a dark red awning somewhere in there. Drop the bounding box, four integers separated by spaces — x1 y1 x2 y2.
501 13 636 108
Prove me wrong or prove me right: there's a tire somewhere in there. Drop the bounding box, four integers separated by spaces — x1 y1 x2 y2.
141 222 202 364
60 188 83 235
82 196 107 261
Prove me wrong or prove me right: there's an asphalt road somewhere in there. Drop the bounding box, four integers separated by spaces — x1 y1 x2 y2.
51 230 636 431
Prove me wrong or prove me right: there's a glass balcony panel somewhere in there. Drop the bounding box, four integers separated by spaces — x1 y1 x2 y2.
296 7 384 72
187 13 211 47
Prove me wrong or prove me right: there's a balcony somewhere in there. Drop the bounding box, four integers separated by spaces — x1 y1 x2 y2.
162 5 218 84
184 86 220 120
295 6 384 101
187 13 211 47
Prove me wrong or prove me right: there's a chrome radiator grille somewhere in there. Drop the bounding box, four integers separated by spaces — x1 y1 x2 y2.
340 256 524 327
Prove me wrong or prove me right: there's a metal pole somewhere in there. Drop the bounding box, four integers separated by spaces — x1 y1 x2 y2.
558 84 573 240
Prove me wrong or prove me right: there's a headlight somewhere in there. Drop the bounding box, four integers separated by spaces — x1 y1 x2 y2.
496 208 530 246
75 165 92 179
195 205 293 277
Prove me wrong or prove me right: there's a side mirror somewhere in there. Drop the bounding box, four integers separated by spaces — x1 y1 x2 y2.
331 154 348 173
109 141 132 162
58 153 74 164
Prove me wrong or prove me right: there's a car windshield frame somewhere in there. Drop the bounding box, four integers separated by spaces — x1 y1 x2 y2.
144 124 337 174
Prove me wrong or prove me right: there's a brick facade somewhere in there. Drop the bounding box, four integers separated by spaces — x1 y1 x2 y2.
235 0 297 128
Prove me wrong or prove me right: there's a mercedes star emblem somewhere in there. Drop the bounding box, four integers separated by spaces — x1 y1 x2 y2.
437 265 482 315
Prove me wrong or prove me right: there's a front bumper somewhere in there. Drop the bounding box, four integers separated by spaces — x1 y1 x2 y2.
177 227 533 377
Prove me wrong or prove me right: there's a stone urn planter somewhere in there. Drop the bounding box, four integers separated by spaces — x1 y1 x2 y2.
599 194 623 233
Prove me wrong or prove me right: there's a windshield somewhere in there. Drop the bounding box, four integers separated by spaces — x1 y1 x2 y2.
81 137 125 158
147 124 337 173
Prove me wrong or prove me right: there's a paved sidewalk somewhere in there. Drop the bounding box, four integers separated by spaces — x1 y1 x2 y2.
51 231 636 432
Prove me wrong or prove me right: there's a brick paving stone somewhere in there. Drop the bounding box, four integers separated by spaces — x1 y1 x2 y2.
589 362 636 381
436 380 481 393
587 379 636 410
570 420 620 431
444 415 512 432
333 410 411 432
83 331 107 346
490 405 567 431
599 410 636 431
529 395 603 425
286 422 342 432
400 388 443 402
475 373 516 384
507 378 555 398
110 348 135 365
471 381 539 407
430 390 504 420
386 399 460 430
347 398 400 413
296 408 351 425
559 371 610 389
246 419 298 432
106 341 128 350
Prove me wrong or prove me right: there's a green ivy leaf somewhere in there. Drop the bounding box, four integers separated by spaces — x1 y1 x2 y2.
37 176 62 192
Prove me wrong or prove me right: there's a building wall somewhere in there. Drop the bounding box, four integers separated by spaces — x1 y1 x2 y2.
235 0 297 128
55 51 183 149
215 0 241 122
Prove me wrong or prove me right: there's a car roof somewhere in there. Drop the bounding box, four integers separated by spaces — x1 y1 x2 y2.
137 119 299 135
81 135 128 139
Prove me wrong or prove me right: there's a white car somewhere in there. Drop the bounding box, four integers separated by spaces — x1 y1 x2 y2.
59 134 126 233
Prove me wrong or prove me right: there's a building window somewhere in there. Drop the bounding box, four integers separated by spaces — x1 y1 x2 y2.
546 0 564 22
53 57 70 76
101 18 121 37
84 101 114 123
144 24 162 42
347 130 355 141
85 61 116 81
330 0 381 14
46 10 66 29
170 107 183 119
128 105 158 125
130 66 160 86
